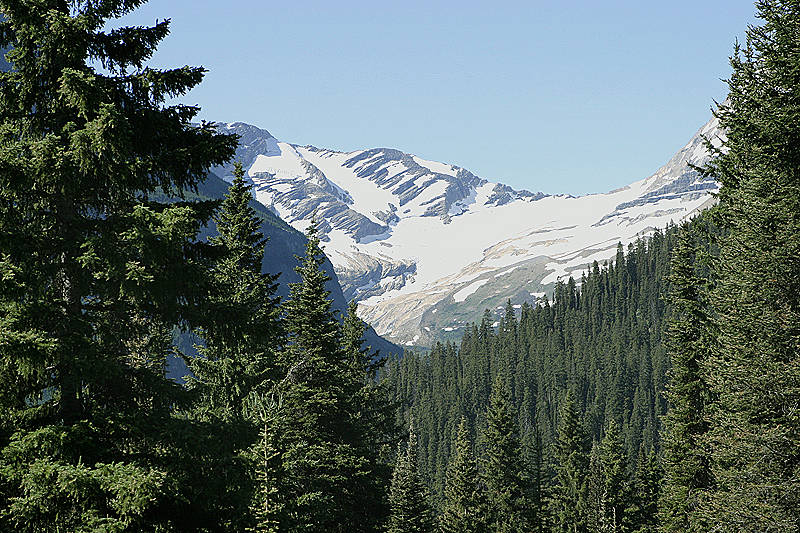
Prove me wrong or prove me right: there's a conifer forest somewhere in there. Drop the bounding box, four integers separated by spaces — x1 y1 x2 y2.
1 1 799 531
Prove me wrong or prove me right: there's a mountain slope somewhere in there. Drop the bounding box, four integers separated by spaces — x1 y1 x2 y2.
213 117 723 346
165 172 400 380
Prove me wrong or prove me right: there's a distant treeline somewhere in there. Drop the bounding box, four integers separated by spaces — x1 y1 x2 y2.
1 1 799 532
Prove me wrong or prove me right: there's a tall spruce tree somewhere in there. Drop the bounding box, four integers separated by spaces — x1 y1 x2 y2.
0 2 236 530
341 300 396 530
276 220 374 531
482 376 529 533
522 420 548 533
551 389 590 533
701 1 800 529
440 417 487 533
187 161 282 422
596 420 630 533
342 300 397 457
520 384 548 533
249 394 285 533
628 447 661 533
586 442 604 533
387 421 436 533
658 222 712 533
182 161 283 529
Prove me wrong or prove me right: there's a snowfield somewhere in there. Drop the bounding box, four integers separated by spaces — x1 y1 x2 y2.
213 115 723 345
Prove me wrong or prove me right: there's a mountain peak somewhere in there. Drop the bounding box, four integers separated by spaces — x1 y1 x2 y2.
214 117 720 346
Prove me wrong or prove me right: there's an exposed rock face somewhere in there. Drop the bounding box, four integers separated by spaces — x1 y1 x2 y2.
213 116 723 346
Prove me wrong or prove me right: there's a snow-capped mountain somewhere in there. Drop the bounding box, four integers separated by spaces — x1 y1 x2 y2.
213 116 723 346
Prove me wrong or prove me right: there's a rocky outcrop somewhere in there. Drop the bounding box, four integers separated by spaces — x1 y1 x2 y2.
212 115 721 346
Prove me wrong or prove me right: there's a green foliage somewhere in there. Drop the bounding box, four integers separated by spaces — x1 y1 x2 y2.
701 1 800 529
551 389 590 533
248 395 285 533
482 376 529 533
186 162 283 404
342 300 397 456
342 300 397 526
521 400 549 533
440 417 487 533
595 421 629 533
387 422 436 533
182 161 284 530
0 1 235 530
274 221 389 532
658 222 713 533
628 448 661 533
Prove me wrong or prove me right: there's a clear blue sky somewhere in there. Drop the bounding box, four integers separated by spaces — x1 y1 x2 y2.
116 1 756 195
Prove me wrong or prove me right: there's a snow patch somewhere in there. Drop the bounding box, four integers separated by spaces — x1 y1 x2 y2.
494 266 521 277
412 156 458 177
453 278 490 303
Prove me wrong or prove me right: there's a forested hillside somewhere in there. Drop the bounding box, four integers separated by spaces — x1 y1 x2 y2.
381 1 800 530
384 222 687 529
1 1 799 532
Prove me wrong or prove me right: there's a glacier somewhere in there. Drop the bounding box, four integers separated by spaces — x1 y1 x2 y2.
212 115 723 346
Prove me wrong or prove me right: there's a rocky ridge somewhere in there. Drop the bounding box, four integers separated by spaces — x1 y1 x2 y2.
212 116 723 346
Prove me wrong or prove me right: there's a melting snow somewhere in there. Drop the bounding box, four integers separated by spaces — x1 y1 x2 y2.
494 266 521 277
453 279 490 303
234 115 719 340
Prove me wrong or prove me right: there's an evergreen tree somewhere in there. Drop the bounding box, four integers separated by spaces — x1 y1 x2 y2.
440 417 487 533
551 389 590 533
387 422 436 533
628 447 661 533
658 223 712 533
275 220 373 531
182 161 283 529
187 161 282 421
522 420 548 533
341 300 396 530
248 394 285 533
701 2 800 529
596 421 630 533
342 300 396 454
0 2 236 530
586 442 605 533
482 376 529 533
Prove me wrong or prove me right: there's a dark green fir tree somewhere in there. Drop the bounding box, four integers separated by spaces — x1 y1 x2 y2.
0 2 236 530
482 376 529 533
341 299 396 529
596 420 630 533
440 417 487 533
520 384 548 532
342 299 397 459
628 447 661 533
658 223 712 533
275 220 374 532
183 161 284 529
387 421 436 533
521 419 548 533
248 393 285 533
551 389 590 533
701 1 800 528
187 161 282 422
